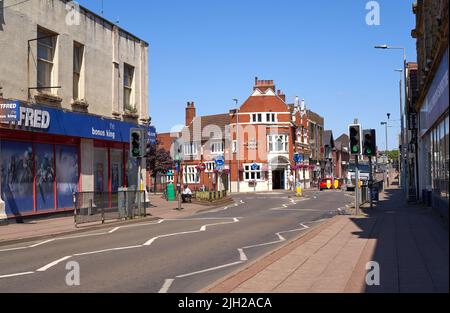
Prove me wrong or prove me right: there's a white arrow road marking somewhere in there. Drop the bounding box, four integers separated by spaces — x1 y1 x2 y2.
159 279 175 293
0 271 35 279
159 222 311 293
36 256 72 272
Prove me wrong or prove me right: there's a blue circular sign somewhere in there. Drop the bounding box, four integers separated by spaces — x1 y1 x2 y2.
214 156 225 166
251 163 259 171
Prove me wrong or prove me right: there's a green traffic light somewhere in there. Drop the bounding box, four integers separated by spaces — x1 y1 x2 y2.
352 146 358 153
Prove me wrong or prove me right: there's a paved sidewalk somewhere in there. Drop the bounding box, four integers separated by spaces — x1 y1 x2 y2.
205 182 449 293
0 193 218 244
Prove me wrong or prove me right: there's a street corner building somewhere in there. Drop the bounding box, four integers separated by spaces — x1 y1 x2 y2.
0 0 150 219
154 78 328 194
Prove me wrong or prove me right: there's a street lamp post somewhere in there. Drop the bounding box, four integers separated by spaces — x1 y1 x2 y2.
380 122 388 159
233 99 240 193
375 45 407 191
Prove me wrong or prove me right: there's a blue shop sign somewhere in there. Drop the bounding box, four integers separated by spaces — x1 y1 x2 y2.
0 100 19 122
421 47 449 136
147 126 157 145
1 101 145 143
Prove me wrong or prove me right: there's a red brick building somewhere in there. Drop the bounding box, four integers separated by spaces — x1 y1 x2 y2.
150 78 329 193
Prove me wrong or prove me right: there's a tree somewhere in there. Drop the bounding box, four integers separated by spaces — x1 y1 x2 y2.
145 143 173 192
387 150 399 162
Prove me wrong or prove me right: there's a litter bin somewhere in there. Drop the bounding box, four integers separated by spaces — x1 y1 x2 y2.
167 184 176 201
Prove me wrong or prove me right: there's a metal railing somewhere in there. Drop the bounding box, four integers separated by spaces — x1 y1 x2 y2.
73 190 147 226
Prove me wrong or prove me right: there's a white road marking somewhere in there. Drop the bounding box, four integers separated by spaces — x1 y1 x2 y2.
158 278 175 293
29 239 55 248
36 256 72 272
0 220 165 252
144 218 240 246
237 248 247 261
176 261 244 279
0 271 35 279
108 227 120 234
0 246 28 253
161 222 311 292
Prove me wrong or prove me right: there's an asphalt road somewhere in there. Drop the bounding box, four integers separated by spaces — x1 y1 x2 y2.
0 190 352 293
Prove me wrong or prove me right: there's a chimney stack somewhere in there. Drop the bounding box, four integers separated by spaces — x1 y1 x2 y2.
277 89 286 102
185 101 196 126
254 78 276 93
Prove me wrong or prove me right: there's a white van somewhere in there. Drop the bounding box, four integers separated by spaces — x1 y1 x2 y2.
346 162 370 191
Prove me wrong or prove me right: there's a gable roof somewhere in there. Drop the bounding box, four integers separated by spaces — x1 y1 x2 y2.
323 130 335 147
181 113 230 141
239 95 289 113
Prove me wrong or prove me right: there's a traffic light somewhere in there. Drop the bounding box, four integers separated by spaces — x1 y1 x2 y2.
130 128 144 158
363 129 377 157
349 124 361 155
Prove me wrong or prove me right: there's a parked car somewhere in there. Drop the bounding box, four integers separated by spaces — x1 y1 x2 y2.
319 178 343 191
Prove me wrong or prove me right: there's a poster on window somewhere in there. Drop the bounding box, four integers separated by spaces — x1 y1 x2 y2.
35 143 55 211
56 145 78 209
0 140 34 215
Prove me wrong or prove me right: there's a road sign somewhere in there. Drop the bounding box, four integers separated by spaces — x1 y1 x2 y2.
198 163 206 171
214 156 225 166
251 163 259 171
293 153 302 163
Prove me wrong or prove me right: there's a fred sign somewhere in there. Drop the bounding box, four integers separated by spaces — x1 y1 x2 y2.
0 100 19 122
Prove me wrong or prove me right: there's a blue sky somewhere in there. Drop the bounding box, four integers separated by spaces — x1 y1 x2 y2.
78 0 416 150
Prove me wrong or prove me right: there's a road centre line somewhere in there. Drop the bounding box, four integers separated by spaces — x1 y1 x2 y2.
0 271 35 279
36 256 72 272
159 222 311 292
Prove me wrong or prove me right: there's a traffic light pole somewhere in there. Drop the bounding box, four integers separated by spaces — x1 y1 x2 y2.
369 156 373 209
355 155 360 216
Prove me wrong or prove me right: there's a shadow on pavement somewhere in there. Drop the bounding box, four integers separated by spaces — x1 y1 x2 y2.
348 180 449 293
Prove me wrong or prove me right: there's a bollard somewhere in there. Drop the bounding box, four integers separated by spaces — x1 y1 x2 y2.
73 192 77 227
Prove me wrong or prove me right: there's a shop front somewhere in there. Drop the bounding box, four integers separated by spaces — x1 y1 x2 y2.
417 48 449 219
0 99 146 219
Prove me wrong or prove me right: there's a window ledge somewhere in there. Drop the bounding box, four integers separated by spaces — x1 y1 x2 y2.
71 99 89 110
34 92 62 106
123 111 139 119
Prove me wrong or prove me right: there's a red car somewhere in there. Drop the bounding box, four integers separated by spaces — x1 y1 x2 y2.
319 178 342 191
